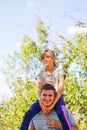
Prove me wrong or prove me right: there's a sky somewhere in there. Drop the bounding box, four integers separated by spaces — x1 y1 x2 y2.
0 0 87 102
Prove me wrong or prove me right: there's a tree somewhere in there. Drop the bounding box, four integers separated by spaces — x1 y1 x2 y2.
0 19 87 129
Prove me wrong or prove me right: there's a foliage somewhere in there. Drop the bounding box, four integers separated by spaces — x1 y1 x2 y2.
0 80 37 130
0 19 87 129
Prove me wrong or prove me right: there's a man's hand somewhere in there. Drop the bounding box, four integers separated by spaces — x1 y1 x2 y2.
46 118 62 129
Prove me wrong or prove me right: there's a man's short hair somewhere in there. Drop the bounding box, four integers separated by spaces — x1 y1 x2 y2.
41 83 56 96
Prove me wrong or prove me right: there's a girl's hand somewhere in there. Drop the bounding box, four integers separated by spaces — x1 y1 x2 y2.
41 105 50 115
40 105 54 115
45 105 53 114
41 102 54 115
39 99 49 115
45 103 54 114
42 106 49 115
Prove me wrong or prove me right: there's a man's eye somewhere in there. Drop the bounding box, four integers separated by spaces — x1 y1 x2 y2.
49 95 52 97
43 94 46 96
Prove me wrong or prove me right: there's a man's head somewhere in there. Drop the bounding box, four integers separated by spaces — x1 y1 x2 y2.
40 83 56 107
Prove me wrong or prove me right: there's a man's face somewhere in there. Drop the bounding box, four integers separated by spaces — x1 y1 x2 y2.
40 89 55 107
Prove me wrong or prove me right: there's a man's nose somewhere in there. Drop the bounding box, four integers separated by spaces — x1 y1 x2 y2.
45 95 50 99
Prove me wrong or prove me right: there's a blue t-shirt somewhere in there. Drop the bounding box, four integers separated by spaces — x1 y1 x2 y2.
30 109 76 130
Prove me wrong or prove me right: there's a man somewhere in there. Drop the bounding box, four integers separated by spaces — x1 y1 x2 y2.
29 84 79 130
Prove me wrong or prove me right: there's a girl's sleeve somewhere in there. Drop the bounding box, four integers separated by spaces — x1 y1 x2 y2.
36 70 44 82
36 71 42 79
58 69 66 79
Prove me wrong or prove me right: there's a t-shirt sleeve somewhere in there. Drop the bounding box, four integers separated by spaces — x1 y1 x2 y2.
36 72 41 79
30 119 34 126
36 70 45 83
58 69 66 79
66 109 76 125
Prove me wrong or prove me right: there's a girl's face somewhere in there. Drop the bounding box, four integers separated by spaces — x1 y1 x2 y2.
41 51 55 67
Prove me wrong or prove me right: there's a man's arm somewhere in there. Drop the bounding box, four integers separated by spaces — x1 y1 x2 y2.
66 109 79 130
46 109 79 130
71 124 79 130
28 125 35 130
46 118 62 129
28 119 35 130
46 118 79 130
29 119 79 130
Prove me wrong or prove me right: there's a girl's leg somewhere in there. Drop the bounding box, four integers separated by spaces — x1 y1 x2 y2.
54 96 71 130
20 100 41 130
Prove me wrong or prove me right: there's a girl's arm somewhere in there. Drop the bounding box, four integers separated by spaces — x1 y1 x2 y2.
36 78 42 98
42 75 65 114
52 75 65 106
36 78 49 115
46 75 65 112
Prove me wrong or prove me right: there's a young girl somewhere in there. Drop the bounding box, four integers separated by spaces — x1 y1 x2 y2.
20 49 71 130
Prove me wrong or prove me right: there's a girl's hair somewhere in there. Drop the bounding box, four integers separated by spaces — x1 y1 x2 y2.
41 49 56 66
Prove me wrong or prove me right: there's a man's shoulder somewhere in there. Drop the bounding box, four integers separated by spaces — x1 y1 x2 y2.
33 109 71 118
33 110 59 121
34 110 56 116
65 108 73 116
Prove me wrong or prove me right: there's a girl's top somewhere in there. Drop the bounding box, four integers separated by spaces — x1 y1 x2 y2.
36 67 66 91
